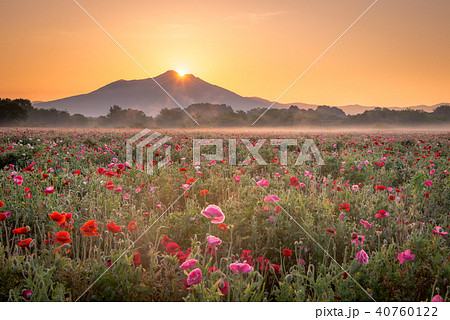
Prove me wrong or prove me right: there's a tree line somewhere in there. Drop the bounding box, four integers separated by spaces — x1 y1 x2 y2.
1 98 449 128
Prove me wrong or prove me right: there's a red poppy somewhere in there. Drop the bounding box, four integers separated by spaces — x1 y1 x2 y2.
80 220 99 237
186 177 196 184
208 266 219 274
0 200 3 207
326 228 336 234
18 238 33 248
270 264 281 274
289 177 299 186
13 226 30 234
160 234 173 246
0 212 11 221
283 249 293 257
74 170 81 175
132 251 141 264
127 221 137 232
55 231 71 245
166 242 180 254
48 211 66 226
104 181 115 190
22 289 33 300
106 222 122 233
374 185 386 191
388 195 395 200
180 168 187 172
375 210 390 219
218 223 228 231
338 203 350 211
218 281 228 295
200 189 209 195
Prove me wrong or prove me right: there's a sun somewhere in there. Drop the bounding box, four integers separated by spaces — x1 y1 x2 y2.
176 69 186 76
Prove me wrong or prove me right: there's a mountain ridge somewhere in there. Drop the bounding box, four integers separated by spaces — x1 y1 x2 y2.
34 70 448 117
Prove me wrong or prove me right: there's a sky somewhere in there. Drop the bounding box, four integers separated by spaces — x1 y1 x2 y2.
1 0 449 107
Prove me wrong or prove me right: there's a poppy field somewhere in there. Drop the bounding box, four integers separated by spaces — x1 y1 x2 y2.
0 128 448 302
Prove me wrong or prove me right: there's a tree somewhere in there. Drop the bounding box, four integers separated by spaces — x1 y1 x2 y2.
0 98 29 124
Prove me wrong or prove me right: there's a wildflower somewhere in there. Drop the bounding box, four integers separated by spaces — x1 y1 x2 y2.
351 185 359 192
233 176 241 182
374 185 386 191
257 180 269 187
0 200 3 207
22 289 33 300
186 268 203 286
218 281 228 294
18 238 33 248
166 242 180 254
180 259 197 270
431 295 443 302
13 226 30 234
289 177 299 187
270 264 281 274
207 235 222 246
127 221 137 232
375 209 390 219
339 203 350 211
201 205 225 224
133 251 141 264
298 259 306 266
264 195 280 203
14 175 23 185
360 219 372 229
351 235 365 247
0 212 11 221
432 226 448 237
398 250 415 264
200 189 209 195
123 193 130 200
425 180 433 187
80 220 99 237
48 211 66 226
283 249 292 257
356 250 369 264
44 186 55 194
54 231 71 245
161 235 173 246
208 266 219 274
106 222 122 233
326 228 336 234
230 261 253 274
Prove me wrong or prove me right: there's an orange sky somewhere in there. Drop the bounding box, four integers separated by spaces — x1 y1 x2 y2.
1 0 449 107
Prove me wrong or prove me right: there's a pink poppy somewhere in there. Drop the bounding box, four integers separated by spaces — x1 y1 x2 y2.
186 268 203 285
431 295 443 302
14 175 23 185
230 261 254 274
360 219 372 229
44 186 54 194
180 259 197 270
264 195 280 203
398 250 415 263
257 180 269 187
356 250 369 264
233 176 241 182
207 235 222 246
123 193 130 199
201 205 225 224
432 226 448 237
425 180 433 187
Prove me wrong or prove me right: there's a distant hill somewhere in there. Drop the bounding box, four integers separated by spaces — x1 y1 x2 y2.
34 70 448 116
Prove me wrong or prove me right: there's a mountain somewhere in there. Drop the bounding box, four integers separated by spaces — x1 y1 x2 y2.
34 70 448 116
35 70 286 117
